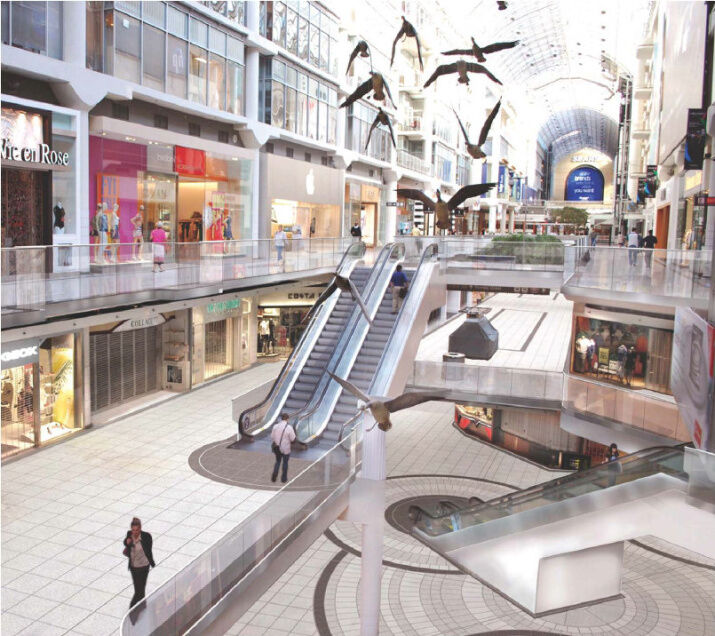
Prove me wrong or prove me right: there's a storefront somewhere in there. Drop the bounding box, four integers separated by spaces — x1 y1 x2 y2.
2 334 82 459
676 171 707 250
88 125 253 262
191 297 252 385
344 181 381 246
571 311 674 393
257 283 327 358
261 153 343 241
1 100 79 268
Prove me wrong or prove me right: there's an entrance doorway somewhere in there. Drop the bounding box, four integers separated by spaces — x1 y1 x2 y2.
360 202 377 247
656 205 670 249
1 167 49 247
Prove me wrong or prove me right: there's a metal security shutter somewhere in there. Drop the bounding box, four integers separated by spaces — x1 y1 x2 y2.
90 327 159 412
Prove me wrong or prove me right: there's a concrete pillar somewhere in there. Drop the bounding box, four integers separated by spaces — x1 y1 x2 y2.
384 177 398 242
63 0 86 66
245 3 261 123
509 208 515 233
500 207 507 234
446 289 461 313
488 205 497 233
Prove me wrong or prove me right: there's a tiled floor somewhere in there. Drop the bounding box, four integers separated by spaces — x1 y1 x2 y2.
1 362 282 636
416 292 573 371
231 401 715 636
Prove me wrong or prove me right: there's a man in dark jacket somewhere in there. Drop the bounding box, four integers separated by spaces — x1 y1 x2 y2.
123 517 155 612
350 222 362 240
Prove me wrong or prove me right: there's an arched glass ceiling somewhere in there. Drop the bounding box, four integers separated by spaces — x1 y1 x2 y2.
540 108 619 159
442 0 651 159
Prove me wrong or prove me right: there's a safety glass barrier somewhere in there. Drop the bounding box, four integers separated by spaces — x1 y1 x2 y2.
414 445 687 537
567 246 712 299
563 375 690 442
408 360 564 404
0 238 355 316
119 427 360 636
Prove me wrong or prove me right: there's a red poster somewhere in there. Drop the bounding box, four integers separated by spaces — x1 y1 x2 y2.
175 146 206 176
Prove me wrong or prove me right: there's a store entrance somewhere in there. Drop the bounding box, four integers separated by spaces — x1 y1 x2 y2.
1 167 50 247
361 203 377 247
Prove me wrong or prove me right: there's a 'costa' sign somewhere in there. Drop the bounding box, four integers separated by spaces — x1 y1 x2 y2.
1 139 70 167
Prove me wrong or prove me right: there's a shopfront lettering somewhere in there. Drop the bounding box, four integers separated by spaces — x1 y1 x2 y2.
571 155 600 163
1 139 69 167
207 299 240 314
1 346 38 363
113 315 166 332
287 292 316 300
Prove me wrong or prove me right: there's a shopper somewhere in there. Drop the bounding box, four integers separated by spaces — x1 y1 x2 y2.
123 517 155 611
627 227 640 266
589 226 598 247
271 413 296 483
350 221 362 241
274 225 287 262
150 222 167 272
642 229 657 268
604 443 621 486
389 264 408 313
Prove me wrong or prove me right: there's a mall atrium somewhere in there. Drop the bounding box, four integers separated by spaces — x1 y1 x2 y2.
0 0 714 635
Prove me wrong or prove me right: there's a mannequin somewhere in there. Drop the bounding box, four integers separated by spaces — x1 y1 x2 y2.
259 318 270 354
109 203 120 262
131 205 144 260
222 213 233 254
53 202 65 234
93 203 109 263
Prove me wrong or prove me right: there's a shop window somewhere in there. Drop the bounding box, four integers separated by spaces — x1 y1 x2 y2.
309 23 319 67
318 102 327 142
142 23 166 91
273 2 286 47
271 80 285 128
142 1 165 28
227 60 244 115
115 12 141 83
7 1 60 58
86 2 104 70
189 16 208 48
167 35 188 99
1 363 35 458
298 17 308 60
189 44 208 104
167 5 188 38
296 92 308 137
154 113 169 129
208 53 227 111
286 9 298 54
308 97 318 139
38 335 77 444
285 87 297 132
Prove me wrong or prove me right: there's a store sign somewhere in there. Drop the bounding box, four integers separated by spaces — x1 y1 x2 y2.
571 155 601 163
207 299 241 316
147 144 175 173
259 286 324 306
565 166 604 202
175 146 206 176
694 195 715 206
113 314 166 332
671 307 714 452
306 169 315 195
684 108 706 171
1 138 69 167
1 338 40 369
447 284 551 295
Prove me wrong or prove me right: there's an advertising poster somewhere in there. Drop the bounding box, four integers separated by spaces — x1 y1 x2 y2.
671 308 715 451
684 108 706 171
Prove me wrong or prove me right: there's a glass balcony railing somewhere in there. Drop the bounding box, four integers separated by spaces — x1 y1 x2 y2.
1 237 354 317
396 149 431 174
119 426 362 635
398 113 424 133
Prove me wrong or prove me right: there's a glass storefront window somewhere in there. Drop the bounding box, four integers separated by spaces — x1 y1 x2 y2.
190 45 208 104
1 363 35 457
39 335 77 443
227 60 244 115
286 8 298 54
298 17 308 60
285 87 297 132
309 23 319 67
272 81 285 127
271 199 340 239
296 92 308 137
2 1 63 59
143 23 166 91
273 2 286 46
318 102 327 142
208 53 227 110
167 35 188 98
308 97 318 139
115 12 141 83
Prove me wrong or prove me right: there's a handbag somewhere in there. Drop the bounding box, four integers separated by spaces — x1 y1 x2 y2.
123 542 130 557
271 421 288 457
398 286 407 299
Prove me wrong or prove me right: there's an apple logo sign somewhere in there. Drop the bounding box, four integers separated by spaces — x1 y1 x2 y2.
306 169 315 196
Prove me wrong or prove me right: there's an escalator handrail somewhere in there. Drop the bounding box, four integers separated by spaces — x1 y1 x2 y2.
411 444 688 528
337 242 439 446
238 242 366 438
292 242 406 443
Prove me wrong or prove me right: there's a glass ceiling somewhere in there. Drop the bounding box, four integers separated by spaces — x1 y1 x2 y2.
443 0 652 159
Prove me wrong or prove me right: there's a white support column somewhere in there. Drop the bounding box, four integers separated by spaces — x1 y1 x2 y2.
63 0 86 66
509 208 515 233
384 172 398 243
488 205 497 233
446 289 461 314
500 207 507 234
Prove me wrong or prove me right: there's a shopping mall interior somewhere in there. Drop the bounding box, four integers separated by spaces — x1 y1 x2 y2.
1 0 714 635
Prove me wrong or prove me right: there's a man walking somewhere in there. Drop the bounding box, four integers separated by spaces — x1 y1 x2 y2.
271 413 296 483
350 220 362 242
389 264 408 313
642 229 657 267
627 227 640 266
274 225 287 262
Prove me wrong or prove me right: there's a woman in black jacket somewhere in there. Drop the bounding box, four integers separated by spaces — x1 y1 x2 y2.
123 517 156 609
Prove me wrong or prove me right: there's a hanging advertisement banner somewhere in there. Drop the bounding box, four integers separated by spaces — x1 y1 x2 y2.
684 108 706 170
671 307 715 451
497 165 506 194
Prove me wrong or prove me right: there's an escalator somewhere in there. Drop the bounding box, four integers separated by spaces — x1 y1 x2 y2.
407 444 713 615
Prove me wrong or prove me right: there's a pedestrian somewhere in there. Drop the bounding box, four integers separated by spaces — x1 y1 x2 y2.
274 225 287 262
627 227 640 266
123 517 155 612
617 343 628 384
411 224 423 253
350 221 362 241
150 222 167 272
604 443 621 486
589 226 598 247
389 264 408 313
625 346 637 386
271 413 296 483
642 229 657 267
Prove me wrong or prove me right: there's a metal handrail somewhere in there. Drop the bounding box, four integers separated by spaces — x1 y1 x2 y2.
237 242 366 438
292 242 405 443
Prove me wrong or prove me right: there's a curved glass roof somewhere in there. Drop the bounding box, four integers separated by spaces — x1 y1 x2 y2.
444 0 651 159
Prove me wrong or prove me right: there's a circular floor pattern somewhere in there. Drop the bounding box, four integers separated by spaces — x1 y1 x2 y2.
384 494 474 534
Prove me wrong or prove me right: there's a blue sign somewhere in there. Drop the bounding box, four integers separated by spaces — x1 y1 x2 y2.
498 165 506 194
481 163 489 197
565 166 604 202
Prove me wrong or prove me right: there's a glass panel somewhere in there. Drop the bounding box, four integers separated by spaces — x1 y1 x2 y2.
1 2 9 45
226 36 244 63
115 12 141 83
285 87 297 132
286 9 298 54
286 67 297 88
227 60 244 115
308 97 317 139
142 1 165 27
259 1 268 38
190 17 208 47
328 106 337 145
309 24 319 66
208 54 226 110
319 29 328 71
86 3 104 70
318 102 327 142
317 82 328 102
39 335 78 444
189 45 208 104
272 59 286 81
167 35 188 99
1 363 36 458
47 2 62 59
115 1 140 17
167 5 188 38
273 2 286 46
207 1 227 16
12 1 46 54
142 24 165 91
209 27 226 55
298 17 308 60
227 1 245 25
308 78 318 98
296 92 307 137
103 9 115 75
271 80 285 128
297 72 308 93
328 87 337 107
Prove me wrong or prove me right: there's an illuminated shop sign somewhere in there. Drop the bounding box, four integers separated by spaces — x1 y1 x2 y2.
113 314 166 332
207 299 240 314
565 166 604 202
1 338 41 369
0 139 70 166
1 107 70 167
